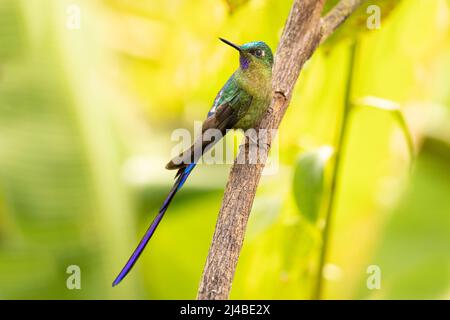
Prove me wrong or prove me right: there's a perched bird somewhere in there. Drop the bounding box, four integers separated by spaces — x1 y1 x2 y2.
112 38 274 287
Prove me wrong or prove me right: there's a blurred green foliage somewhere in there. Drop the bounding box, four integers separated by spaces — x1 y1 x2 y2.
0 0 449 299
293 147 333 223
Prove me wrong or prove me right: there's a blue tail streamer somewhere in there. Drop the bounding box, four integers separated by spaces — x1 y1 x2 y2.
112 163 196 286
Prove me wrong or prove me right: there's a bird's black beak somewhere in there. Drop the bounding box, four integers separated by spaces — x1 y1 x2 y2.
219 38 242 52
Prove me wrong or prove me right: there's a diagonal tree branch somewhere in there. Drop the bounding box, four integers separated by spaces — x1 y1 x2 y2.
320 0 366 43
197 0 364 300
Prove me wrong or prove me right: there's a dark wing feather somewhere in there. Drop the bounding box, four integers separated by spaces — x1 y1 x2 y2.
166 74 252 170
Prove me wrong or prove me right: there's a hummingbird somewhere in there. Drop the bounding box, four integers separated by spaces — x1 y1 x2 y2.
112 38 274 287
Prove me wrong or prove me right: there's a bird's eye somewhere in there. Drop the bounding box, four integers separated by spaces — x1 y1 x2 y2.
254 49 264 57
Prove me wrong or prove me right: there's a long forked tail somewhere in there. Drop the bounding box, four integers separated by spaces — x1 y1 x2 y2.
112 163 196 287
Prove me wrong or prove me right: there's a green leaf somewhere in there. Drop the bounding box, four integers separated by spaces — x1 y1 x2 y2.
355 96 415 161
357 136 450 299
292 147 334 223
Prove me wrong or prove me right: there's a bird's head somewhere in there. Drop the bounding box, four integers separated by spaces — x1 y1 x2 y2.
220 38 274 71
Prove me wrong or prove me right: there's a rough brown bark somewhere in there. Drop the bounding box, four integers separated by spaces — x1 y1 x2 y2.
321 0 366 43
197 0 364 300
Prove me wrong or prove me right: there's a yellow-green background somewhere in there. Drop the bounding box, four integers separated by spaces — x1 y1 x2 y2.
0 0 449 299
